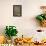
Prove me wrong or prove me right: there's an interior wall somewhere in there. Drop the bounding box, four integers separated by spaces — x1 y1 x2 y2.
0 0 46 37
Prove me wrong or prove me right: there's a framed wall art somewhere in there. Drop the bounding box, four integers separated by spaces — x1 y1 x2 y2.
13 5 22 17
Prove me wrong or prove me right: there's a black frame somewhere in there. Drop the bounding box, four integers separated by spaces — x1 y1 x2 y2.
13 5 22 17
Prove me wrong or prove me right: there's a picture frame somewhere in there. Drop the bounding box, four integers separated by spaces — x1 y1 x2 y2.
13 5 22 17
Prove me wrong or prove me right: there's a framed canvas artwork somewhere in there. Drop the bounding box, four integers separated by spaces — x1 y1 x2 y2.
13 5 22 17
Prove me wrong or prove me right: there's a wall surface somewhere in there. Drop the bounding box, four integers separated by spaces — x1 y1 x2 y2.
0 0 46 41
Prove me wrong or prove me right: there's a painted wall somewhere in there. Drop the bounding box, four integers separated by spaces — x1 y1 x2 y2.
0 0 46 41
